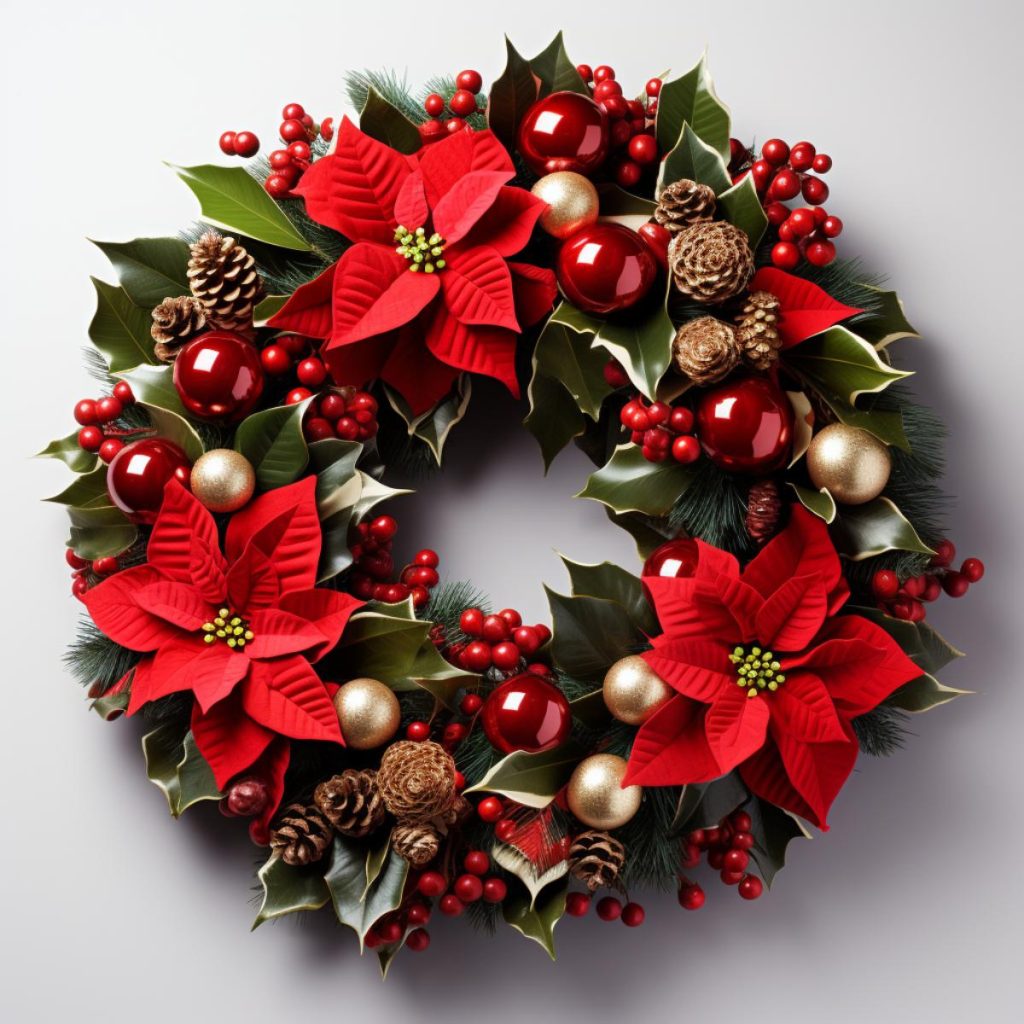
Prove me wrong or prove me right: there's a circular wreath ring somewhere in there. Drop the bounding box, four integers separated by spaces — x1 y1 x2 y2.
45 36 983 969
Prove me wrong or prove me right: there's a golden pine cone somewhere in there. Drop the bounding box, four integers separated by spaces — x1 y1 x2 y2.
672 317 741 385
569 830 626 892
736 290 782 370
187 231 264 332
377 740 456 824
668 221 755 304
269 803 333 867
391 823 441 867
313 770 387 839
654 178 717 233
747 479 784 545
151 295 207 361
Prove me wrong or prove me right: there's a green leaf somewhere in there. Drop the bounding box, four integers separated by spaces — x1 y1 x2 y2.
234 399 312 489
658 122 731 198
45 465 110 508
92 237 191 307
364 836 392 897
91 690 129 720
578 444 695 517
831 497 935 560
545 587 640 681
253 853 329 928
670 773 749 834
787 482 837 524
465 741 586 808
852 606 965 678
142 725 221 817
116 364 206 462
36 431 100 474
529 32 587 96
549 300 604 336
821 394 910 452
493 844 570 908
360 86 422 154
605 507 673 561
67 505 137 560
718 175 768 247
655 54 731 158
568 689 611 730
384 378 472 464
533 320 612 420
853 287 920 349
596 184 658 230
175 732 222 813
524 373 585 471
887 673 970 712
88 278 158 373
325 837 409 950
560 556 657 634
747 798 810 886
591 299 675 401
170 163 313 251
502 877 568 960
487 37 539 150
254 294 289 326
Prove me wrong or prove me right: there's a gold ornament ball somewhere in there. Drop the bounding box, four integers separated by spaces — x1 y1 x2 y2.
567 754 643 830
190 449 256 513
333 678 400 750
806 423 892 505
603 655 673 725
531 171 600 239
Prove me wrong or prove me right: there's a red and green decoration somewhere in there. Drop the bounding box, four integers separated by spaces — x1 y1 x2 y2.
42 33 981 972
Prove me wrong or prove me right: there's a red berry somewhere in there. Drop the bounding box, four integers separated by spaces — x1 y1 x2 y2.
707 849 725 870
265 173 292 198
456 69 483 94
92 556 119 575
277 334 308 357
769 168 801 201
463 850 489 876
593 65 615 82
65 549 88 570
778 222 796 243
922 576 942 602
445 117 466 134
269 149 293 171
942 571 970 598
285 387 313 405
872 569 900 600
233 131 260 157
621 902 645 927
494 818 516 842
318 393 345 420
368 515 397 542
771 241 801 270
637 222 671 270
812 153 833 173
788 208 817 237
77 426 103 452
449 89 477 117
721 869 745 886
424 93 445 117
723 848 750 873
453 770 466 790
669 407 695 434
802 176 829 205
96 396 123 423
335 417 359 441
672 435 701 464
576 64 594 82
491 642 521 672
805 240 836 267
218 131 237 155
822 215 844 238
961 557 985 582
789 141 816 170
761 138 790 166
287 140 311 161
463 640 492 672
363 930 383 949
417 871 448 899
460 692 483 716
750 159 773 191
596 896 622 921
406 928 430 952
645 78 662 97
419 119 445 142
98 438 124 463
279 118 306 142
603 359 630 388
476 796 503 822
302 417 333 442
376 920 403 944
498 608 522 629
732 831 755 851
74 399 98 426
602 95 629 122
454 873 484 903
565 892 591 916
765 201 789 227
112 381 134 405
319 117 334 141
931 539 956 567
534 624 551 645
481 614 509 643
729 810 752 832
406 721 430 742
439 894 465 917
593 79 623 103
410 585 430 609
512 625 541 656
614 158 642 189
406 902 430 926
903 575 926 599
413 548 439 568
738 874 763 900
460 607 484 636
281 103 305 121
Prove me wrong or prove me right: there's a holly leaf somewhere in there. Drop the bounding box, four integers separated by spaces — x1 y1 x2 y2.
887 673 970 712
384 378 472 465
578 444 695 517
560 556 657 634
170 163 314 251
569 689 611 730
253 294 289 326
465 741 586 808
831 497 935 560
234 399 313 490
545 586 641 681
787 482 838 524
851 606 965 678
657 122 731 197
45 465 110 508
502 877 569 960
655 54 731 158
596 184 658 230
92 237 191 307
116 364 205 462
88 278 158 373
532 320 612 420
524 371 588 471
360 86 422 155
493 844 570 909
529 32 587 96
718 175 768 247
670 773 749 834
852 287 920 350
252 853 329 928
746 798 810 886
487 36 540 151
91 690 129 720
549 300 604 336
36 431 100 474
142 724 221 817
67 505 137 560
591 298 675 401
325 837 409 950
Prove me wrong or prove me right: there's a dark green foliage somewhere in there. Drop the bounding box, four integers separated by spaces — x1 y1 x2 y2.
617 784 684 891
668 457 754 556
853 704 911 756
425 581 491 640
64 619 140 690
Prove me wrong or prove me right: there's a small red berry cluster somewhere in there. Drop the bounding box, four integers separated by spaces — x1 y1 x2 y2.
677 809 764 909
620 396 701 465
218 129 261 159
565 890 646 927
349 516 440 609
72 382 137 463
872 540 985 622
66 547 122 597
264 103 333 199
300 388 379 444
404 691 485 753
419 70 484 144
444 607 552 675
575 63 661 189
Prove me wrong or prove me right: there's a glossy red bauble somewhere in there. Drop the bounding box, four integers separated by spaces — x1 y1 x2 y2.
517 91 609 176
695 376 794 474
173 331 265 422
556 224 657 316
480 674 571 755
106 439 191 524
642 537 699 579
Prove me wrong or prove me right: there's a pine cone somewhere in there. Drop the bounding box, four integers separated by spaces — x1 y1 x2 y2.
377 740 456 823
151 296 207 361
269 803 333 867
654 179 717 234
672 317 741 385
391 823 440 867
314 770 387 839
442 794 473 827
746 479 784 546
736 290 782 370
569 830 626 892
187 231 264 332
668 221 754 304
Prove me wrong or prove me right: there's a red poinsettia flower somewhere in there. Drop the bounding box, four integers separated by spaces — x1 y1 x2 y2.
268 119 558 415
625 508 921 828
82 477 362 835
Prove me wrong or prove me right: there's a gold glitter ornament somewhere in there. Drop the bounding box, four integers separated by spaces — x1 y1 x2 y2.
567 754 642 830
602 655 673 725
806 423 892 505
530 171 600 239
189 449 255 513
333 678 401 750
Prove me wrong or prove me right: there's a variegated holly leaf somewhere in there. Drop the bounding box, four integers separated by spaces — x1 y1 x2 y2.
658 122 731 196
530 31 587 96
578 444 695 517
465 741 586 808
142 723 222 818
746 798 811 886
37 431 100 474
89 278 158 373
502 877 568 960
234 398 313 489
560 555 657 634
852 606 966 683
360 86 421 154
493 843 570 908
788 482 838 524
596 184 657 230
887 673 970 712
116 364 206 462
67 505 137 560
253 853 329 928
853 286 920 349
670 773 749 834
830 497 935 560
655 54 731 158
384 377 472 464
487 37 539 150
718 174 768 247
45 466 110 508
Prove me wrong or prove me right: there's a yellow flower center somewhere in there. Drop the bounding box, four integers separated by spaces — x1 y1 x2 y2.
202 607 254 649
729 645 786 699
395 225 446 273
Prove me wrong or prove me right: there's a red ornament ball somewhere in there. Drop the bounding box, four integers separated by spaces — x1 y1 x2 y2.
643 537 699 579
173 331 265 422
481 673 571 755
517 91 610 176
106 439 191 524
556 224 657 315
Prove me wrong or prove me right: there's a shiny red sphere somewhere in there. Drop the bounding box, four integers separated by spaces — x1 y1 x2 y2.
106 439 191 523
517 91 609 176
695 376 794 473
480 674 571 755
173 331 265 422
642 538 699 579
556 224 657 315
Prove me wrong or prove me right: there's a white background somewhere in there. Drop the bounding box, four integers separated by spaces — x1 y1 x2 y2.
2 1 1022 1020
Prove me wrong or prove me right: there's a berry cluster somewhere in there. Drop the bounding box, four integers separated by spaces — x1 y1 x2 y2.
404 690 484 755
72 382 137 463
575 63 660 189
264 103 332 199
678 809 765 909
349 516 440 609
620 397 701 465
66 547 122 597
217 130 260 159
299 387 379 444
445 607 552 676
419 70 484 144
565 891 646 927
872 540 985 622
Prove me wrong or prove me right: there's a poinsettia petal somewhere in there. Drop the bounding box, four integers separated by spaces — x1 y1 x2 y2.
644 573 761 643
463 187 546 257
755 573 829 652
324 333 393 390
704 685 770 772
624 696 723 786
245 607 329 660
276 589 363 662
147 637 250 713
432 171 515 246
124 655 156 715
134 579 213 630
749 267 863 348
294 117 411 244
393 171 429 228
266 262 336 339
249 738 291 845
509 262 558 326
739 739 820 827
768 671 847 744
784 614 922 718
424 307 519 397
241 655 343 744
380 322 462 416
441 245 519 331
226 543 281 612
643 638 735 703
82 565 183 652
191 692 275 791
416 129 514 208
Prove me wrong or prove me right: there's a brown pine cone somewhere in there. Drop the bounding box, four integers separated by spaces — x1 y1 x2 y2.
269 803 333 867
377 740 456 823
668 221 754 305
672 317 741 385
391 823 440 867
569 830 626 892
151 295 207 361
441 793 473 827
313 770 386 839
747 479 783 545
736 290 782 370
654 179 717 234
187 231 264 332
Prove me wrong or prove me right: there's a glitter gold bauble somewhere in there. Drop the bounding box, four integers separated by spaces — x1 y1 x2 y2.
189 449 255 513
602 655 673 725
567 754 642 829
531 171 600 240
806 423 892 505
333 678 401 750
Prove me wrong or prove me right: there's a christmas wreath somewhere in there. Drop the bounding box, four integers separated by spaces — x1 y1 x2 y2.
44 34 984 970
